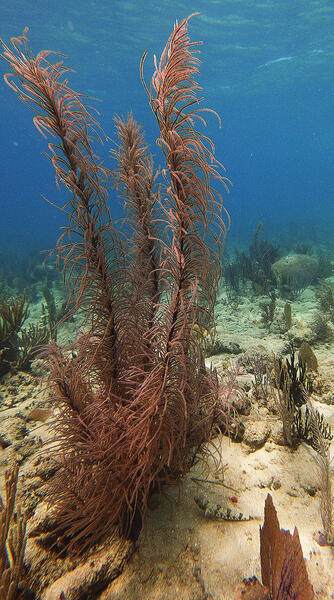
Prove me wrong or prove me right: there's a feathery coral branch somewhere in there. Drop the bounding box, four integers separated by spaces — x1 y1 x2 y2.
1 27 124 385
1 16 231 554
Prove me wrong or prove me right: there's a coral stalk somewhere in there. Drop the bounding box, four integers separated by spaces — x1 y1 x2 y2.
1 15 230 553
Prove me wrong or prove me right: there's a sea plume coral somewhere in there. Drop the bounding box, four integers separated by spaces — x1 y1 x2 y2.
260 494 314 599
234 494 314 599
0 14 230 553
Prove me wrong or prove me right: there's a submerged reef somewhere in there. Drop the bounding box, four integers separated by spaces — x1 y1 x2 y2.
2 13 334 600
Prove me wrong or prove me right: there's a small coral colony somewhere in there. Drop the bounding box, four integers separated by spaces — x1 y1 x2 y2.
0 11 332 599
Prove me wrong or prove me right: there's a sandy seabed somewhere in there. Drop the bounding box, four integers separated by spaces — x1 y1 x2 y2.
1 282 334 599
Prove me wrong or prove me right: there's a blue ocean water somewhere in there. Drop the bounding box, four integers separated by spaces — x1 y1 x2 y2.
1 0 334 257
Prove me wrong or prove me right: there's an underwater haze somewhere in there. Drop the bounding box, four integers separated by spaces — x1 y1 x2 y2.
1 0 334 255
2 5 334 597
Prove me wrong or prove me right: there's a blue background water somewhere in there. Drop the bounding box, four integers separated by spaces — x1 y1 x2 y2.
1 0 334 258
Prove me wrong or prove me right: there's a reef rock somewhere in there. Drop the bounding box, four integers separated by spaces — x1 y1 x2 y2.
271 254 318 294
243 421 271 450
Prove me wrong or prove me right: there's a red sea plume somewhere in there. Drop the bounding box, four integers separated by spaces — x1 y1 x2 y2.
0 15 230 553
